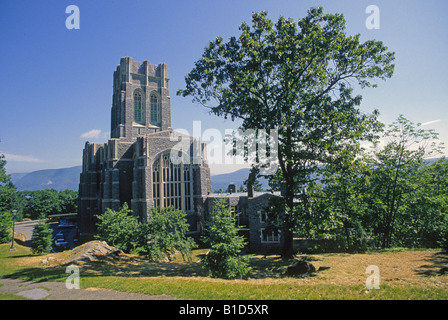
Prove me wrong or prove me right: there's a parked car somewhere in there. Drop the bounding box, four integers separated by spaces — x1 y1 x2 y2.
53 232 69 250
58 219 75 228
53 232 64 241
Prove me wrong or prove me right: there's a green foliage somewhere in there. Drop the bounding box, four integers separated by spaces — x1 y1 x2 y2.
300 116 448 252
396 158 448 248
143 206 196 261
243 166 264 192
20 189 78 220
0 148 78 221
58 190 78 214
95 204 196 261
0 151 22 217
178 7 395 257
0 152 9 185
367 115 445 248
31 214 53 254
95 203 142 253
0 183 20 215
302 151 372 253
201 198 249 279
0 211 13 244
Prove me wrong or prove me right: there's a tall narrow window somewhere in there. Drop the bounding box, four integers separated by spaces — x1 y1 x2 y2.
150 94 159 125
134 90 142 124
152 151 193 211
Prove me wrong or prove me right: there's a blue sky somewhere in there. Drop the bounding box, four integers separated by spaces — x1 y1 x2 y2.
1 0 447 175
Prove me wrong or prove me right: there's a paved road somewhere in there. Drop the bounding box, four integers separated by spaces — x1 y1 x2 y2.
7 221 178 300
14 220 43 246
14 220 77 250
0 278 177 300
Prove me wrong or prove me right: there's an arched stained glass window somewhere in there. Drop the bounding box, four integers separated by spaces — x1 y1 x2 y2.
134 90 143 124
150 93 159 125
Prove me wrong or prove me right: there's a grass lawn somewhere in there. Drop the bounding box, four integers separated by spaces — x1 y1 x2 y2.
1 243 447 300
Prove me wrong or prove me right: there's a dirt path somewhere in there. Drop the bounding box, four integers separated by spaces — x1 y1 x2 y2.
0 278 177 300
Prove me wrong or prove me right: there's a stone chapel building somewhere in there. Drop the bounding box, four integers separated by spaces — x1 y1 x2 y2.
78 57 285 254
78 57 212 236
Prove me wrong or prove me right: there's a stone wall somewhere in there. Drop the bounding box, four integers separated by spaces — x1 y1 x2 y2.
247 193 283 254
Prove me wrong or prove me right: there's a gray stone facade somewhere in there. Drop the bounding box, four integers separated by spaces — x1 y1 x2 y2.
203 191 283 254
78 57 212 236
78 57 284 254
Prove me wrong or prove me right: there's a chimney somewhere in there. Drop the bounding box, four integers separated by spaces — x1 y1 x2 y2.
228 184 237 194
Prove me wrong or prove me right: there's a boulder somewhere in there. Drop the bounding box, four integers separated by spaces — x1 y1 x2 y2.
65 241 123 264
286 260 316 276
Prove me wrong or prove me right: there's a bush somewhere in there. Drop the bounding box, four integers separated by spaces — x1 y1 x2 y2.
143 206 196 261
95 203 142 253
31 215 53 254
95 204 196 260
201 199 249 279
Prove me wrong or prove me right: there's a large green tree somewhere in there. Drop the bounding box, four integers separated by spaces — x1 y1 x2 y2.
403 158 448 248
178 7 395 257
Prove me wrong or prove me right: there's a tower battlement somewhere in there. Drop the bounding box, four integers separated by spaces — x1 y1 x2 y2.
78 57 211 237
111 57 171 140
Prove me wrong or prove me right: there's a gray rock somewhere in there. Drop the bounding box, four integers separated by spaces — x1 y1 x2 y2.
286 260 316 276
65 241 123 264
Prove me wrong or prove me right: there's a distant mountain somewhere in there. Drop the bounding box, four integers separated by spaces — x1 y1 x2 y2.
9 165 270 193
10 166 82 191
9 157 443 192
211 168 270 192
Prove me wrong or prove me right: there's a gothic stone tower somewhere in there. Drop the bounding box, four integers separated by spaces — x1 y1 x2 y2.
110 57 171 139
78 57 212 238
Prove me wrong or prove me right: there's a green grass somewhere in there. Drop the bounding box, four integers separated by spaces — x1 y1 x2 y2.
1 243 447 300
79 277 448 300
0 244 32 277
0 292 30 300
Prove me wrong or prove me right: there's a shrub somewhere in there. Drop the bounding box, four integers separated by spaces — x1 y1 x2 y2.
95 203 142 253
95 204 196 260
31 215 53 254
201 198 249 279
143 206 196 261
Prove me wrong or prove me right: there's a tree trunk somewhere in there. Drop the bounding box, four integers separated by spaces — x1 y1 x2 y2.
281 167 296 259
277 128 296 259
281 229 294 258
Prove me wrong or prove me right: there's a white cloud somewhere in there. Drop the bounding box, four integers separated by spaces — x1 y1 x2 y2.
80 129 102 139
421 119 441 126
2 153 43 163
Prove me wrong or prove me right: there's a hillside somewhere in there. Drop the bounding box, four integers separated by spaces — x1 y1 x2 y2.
8 166 269 192
10 158 442 192
10 166 82 191
210 168 270 191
